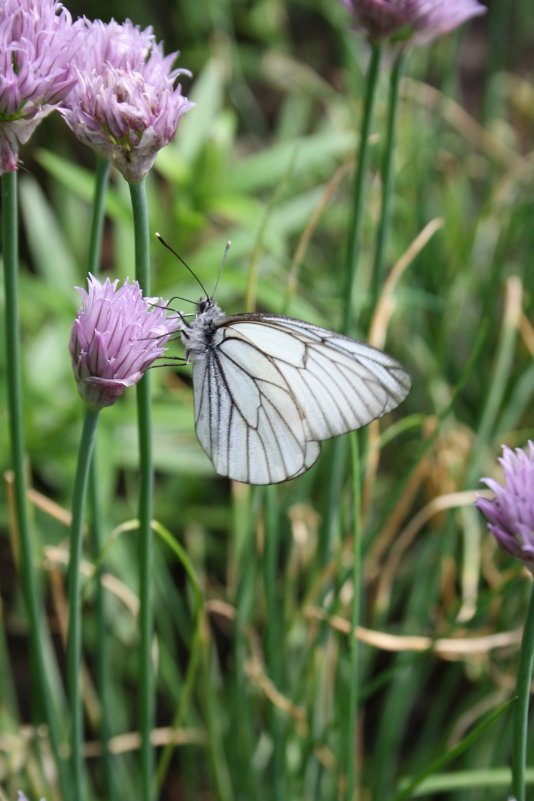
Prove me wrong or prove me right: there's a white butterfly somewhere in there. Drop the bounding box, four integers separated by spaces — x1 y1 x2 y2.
177 297 411 485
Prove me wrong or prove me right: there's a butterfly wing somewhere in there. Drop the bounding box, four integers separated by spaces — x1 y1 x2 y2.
192 314 411 484
192 336 320 484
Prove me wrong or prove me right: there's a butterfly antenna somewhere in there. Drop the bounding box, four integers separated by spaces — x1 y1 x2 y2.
155 233 210 299
211 240 231 300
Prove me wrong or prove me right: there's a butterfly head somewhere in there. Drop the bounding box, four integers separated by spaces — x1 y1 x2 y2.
197 297 215 315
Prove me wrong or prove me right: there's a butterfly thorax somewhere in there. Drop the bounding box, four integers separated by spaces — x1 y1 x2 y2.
181 298 223 358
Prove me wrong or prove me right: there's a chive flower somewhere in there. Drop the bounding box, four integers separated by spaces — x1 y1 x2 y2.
476 442 534 573
69 274 179 410
0 0 77 173
62 18 192 182
342 0 486 45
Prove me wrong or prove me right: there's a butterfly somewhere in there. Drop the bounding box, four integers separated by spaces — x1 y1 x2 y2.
174 295 411 485
157 235 411 484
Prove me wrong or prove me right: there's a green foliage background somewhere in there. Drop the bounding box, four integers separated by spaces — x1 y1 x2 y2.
1 1 533 800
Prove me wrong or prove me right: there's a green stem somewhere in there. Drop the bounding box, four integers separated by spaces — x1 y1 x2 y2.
67 407 100 801
344 433 361 800
128 178 155 801
343 40 383 334
86 157 116 800
371 50 405 311
1 171 71 797
87 158 110 275
511 582 534 801
129 179 151 290
88 456 115 797
234 487 261 799
327 44 383 795
264 486 285 801
324 42 382 558
152 521 204 791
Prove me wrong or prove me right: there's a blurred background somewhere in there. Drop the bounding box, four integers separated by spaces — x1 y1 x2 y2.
1 1 534 799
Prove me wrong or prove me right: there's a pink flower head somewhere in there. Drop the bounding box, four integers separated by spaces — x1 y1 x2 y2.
476 442 534 573
405 0 487 46
69 274 180 410
63 18 193 182
0 0 77 173
342 0 485 45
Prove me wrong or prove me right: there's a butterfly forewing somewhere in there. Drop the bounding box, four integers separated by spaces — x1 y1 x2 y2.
220 316 410 436
187 310 411 484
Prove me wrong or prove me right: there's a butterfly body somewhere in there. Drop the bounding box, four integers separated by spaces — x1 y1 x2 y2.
178 299 411 484
180 297 222 356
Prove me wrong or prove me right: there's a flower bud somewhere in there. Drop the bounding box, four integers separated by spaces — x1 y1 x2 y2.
69 274 179 410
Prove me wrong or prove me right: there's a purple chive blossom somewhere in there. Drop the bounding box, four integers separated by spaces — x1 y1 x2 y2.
69 274 179 410
342 0 486 45
0 0 77 173
476 442 534 573
405 0 487 46
62 18 193 182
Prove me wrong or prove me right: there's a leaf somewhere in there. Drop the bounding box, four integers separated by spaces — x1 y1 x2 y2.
19 175 78 287
35 149 130 221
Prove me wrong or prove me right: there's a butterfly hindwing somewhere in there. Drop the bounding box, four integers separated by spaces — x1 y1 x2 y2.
193 334 319 484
